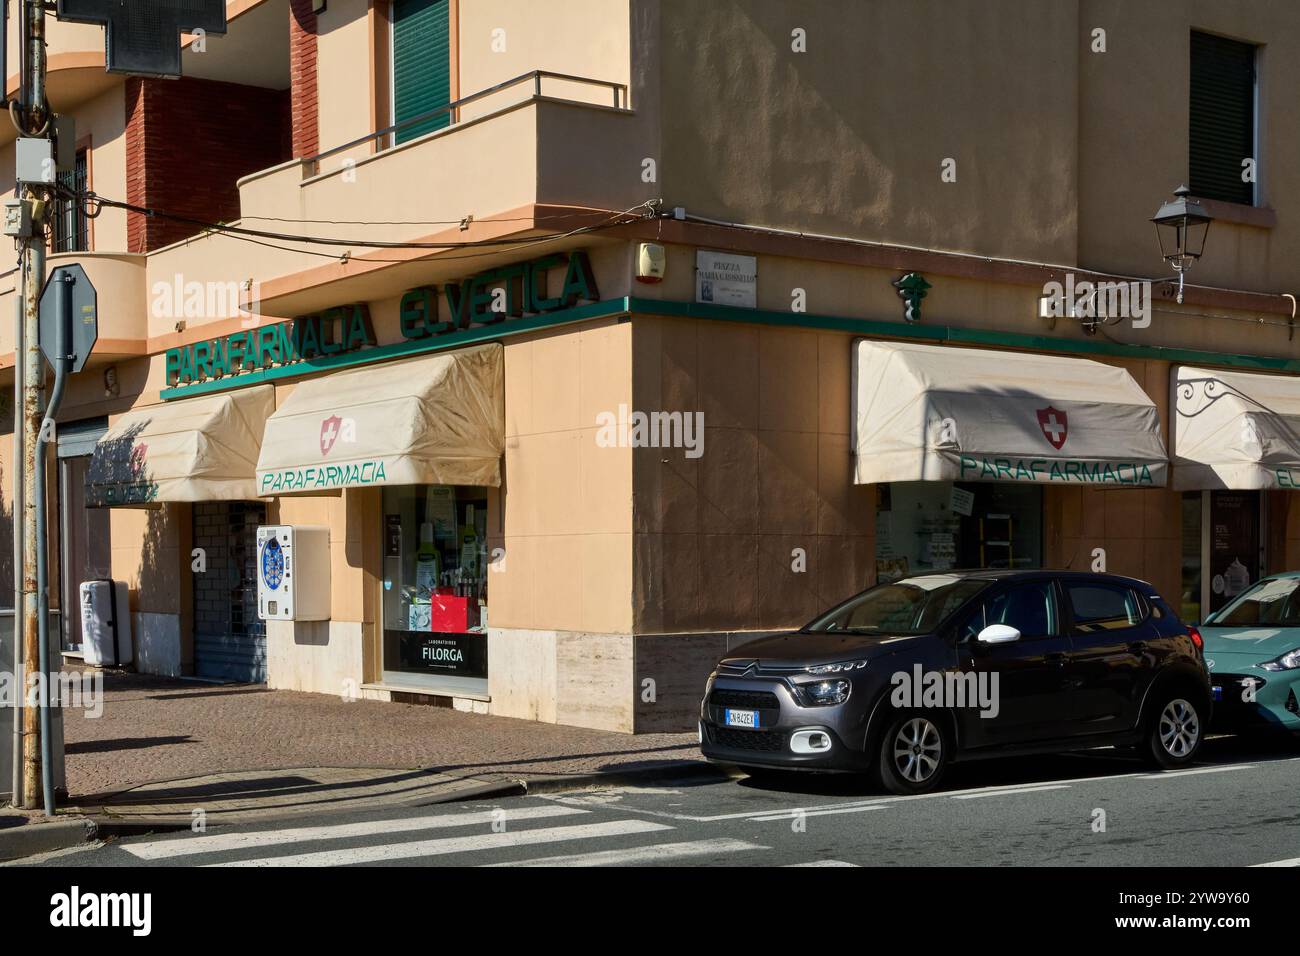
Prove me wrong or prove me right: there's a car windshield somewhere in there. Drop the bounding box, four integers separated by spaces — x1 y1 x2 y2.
1205 576 1300 627
805 575 989 635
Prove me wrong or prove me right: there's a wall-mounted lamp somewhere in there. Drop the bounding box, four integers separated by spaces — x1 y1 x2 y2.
1151 184 1212 304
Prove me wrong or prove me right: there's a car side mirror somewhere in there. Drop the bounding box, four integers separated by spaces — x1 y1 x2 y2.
977 624 1021 645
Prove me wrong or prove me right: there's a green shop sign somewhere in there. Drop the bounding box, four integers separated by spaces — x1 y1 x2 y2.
166 250 599 387
957 455 1157 485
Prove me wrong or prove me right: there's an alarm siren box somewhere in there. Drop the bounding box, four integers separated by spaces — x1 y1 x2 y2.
257 525 331 622
636 242 666 283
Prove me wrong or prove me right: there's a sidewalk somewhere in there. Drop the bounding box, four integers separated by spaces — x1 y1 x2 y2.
50 670 710 833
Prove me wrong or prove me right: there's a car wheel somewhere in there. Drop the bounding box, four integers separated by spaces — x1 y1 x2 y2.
878 713 948 795
1144 694 1204 769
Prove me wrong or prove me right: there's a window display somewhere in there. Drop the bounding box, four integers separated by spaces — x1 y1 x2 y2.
875 482 1042 583
382 484 489 688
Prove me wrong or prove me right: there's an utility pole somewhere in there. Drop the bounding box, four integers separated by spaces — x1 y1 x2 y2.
18 0 50 813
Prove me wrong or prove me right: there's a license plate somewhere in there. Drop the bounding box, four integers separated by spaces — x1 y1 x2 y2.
1212 685 1223 702
724 708 759 729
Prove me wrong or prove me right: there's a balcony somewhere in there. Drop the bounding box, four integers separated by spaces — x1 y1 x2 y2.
147 69 644 320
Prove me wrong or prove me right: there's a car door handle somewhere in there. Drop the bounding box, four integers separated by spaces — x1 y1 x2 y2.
1045 652 1069 666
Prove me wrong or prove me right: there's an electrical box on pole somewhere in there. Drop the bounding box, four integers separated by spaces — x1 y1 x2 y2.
55 1 228 78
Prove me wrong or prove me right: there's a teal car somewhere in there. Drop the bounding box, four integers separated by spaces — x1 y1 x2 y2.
1200 573 1300 736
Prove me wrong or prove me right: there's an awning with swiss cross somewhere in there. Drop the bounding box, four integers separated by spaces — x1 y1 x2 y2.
852 341 1169 487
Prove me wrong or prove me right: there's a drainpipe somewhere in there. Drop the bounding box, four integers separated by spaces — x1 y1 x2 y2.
10 292 23 807
31 271 70 816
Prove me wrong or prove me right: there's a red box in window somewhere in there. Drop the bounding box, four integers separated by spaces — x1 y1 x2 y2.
428 594 470 632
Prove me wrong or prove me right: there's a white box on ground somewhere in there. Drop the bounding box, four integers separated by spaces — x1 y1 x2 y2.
80 580 132 667
257 525 331 621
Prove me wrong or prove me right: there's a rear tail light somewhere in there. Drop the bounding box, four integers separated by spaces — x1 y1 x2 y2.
1188 625 1203 651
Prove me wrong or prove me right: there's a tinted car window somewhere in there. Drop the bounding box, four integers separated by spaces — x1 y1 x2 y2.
1068 583 1143 631
1208 576 1300 626
961 581 1058 641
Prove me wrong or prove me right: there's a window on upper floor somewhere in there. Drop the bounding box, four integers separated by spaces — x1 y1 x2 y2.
1189 30 1258 207
52 148 90 253
392 0 453 145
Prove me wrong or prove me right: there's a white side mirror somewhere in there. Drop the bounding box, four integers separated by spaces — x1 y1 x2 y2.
977 624 1021 644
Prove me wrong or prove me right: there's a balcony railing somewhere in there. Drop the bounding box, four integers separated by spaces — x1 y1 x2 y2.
302 70 628 177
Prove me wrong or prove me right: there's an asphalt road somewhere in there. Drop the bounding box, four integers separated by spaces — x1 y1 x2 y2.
13 735 1300 868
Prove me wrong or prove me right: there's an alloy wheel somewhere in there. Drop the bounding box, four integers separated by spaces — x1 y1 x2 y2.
1158 698 1200 758
893 717 943 783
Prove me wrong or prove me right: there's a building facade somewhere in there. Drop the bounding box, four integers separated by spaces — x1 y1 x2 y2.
3 0 1300 734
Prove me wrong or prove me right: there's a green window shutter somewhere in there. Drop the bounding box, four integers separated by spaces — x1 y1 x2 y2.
393 0 451 145
1189 30 1256 206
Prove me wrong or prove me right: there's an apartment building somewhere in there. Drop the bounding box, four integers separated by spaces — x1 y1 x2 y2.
1 0 1299 734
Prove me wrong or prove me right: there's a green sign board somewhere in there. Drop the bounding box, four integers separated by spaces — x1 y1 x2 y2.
166 250 599 388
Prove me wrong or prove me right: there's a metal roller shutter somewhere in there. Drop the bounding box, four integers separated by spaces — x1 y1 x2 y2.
393 0 451 145
1189 31 1256 206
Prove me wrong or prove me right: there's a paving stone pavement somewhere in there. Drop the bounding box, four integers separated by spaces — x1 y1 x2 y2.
61 671 702 805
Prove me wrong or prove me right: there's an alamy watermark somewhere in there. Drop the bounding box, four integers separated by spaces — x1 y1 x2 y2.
890 664 1000 719
595 404 704 459
1 669 105 717
1040 272 1151 329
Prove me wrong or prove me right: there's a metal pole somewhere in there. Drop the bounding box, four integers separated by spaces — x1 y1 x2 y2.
19 0 49 813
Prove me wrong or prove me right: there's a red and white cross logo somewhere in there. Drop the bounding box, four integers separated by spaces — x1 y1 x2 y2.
1036 406 1068 450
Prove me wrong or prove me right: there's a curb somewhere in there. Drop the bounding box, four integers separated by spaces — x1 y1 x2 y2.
88 776 530 838
517 760 734 794
0 816 98 863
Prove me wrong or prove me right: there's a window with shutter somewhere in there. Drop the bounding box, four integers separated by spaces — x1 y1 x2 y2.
1189 31 1257 206
393 0 452 145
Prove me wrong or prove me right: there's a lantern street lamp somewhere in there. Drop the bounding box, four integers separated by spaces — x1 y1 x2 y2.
1151 184 1212 304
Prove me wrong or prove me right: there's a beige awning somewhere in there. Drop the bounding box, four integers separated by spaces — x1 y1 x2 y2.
255 343 504 495
87 385 275 506
1173 365 1300 489
852 340 1169 487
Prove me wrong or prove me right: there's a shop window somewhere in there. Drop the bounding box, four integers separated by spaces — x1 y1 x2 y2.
1180 491 1203 623
875 481 1043 583
381 484 488 689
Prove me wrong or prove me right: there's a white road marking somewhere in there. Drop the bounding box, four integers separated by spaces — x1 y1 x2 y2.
1138 764 1257 779
951 784 1071 800
205 819 672 867
748 804 890 822
123 804 586 861
1252 857 1300 867
485 837 765 867
546 757 1288 823
785 859 860 867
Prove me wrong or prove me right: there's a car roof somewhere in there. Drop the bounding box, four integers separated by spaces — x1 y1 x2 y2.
904 568 1158 591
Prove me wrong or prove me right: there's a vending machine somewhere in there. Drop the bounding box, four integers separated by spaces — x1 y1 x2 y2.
256 525 331 621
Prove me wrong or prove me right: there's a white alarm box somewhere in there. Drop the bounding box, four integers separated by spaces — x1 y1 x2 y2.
80 580 133 666
257 525 331 622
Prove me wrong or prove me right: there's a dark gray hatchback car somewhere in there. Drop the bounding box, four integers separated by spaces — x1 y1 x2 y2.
699 570 1211 793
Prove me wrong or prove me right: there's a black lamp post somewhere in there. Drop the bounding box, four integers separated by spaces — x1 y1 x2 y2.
1151 184 1212 304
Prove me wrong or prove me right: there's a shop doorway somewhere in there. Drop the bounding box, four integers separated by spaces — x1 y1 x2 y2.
193 502 267 682
57 419 111 655
1181 490 1266 622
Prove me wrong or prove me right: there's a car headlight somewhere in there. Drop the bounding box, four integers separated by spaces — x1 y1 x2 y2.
1261 647 1300 672
805 660 868 675
797 679 851 706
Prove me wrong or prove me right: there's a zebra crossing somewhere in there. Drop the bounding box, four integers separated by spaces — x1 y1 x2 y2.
107 800 783 868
